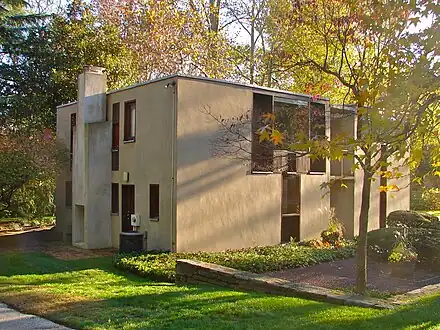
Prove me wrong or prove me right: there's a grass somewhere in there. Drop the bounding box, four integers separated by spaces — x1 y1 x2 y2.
1 252 440 329
114 242 356 282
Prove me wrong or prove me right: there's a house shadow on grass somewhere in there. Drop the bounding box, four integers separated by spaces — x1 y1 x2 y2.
0 251 115 277
0 227 61 250
8 287 440 330
1 251 440 329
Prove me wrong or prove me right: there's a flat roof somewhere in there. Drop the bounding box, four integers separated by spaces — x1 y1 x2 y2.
57 74 329 109
56 100 77 109
107 74 330 101
331 104 357 114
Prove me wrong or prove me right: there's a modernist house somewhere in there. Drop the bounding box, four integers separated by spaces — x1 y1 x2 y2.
55 66 410 252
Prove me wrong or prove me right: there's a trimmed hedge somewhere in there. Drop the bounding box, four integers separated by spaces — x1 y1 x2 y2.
113 242 356 282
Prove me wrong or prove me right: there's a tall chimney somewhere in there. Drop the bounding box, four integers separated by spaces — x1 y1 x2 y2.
72 66 112 249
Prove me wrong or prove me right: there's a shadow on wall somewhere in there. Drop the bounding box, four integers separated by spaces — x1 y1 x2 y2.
177 126 221 169
177 139 331 250
176 108 332 250
387 185 410 210
179 203 281 252
177 161 242 203
176 110 252 170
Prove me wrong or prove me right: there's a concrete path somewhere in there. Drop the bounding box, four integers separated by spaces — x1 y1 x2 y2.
0 303 72 329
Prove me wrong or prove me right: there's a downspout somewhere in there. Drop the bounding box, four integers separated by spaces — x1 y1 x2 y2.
170 79 178 252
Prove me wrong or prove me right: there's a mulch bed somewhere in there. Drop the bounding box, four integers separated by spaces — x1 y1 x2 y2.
266 258 440 294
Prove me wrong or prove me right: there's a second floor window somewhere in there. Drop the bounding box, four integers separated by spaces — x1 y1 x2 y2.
65 181 72 207
149 184 159 219
124 101 136 141
112 103 120 171
112 103 120 149
70 113 76 171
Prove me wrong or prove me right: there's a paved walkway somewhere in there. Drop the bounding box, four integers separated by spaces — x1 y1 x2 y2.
0 303 72 330
266 258 440 294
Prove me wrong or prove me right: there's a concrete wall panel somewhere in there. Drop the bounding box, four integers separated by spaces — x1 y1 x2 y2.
175 78 282 252
354 165 381 235
299 174 331 240
55 103 77 241
387 158 411 214
72 69 112 249
108 78 175 250
330 180 355 238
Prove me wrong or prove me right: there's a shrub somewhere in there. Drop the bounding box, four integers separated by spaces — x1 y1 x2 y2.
114 253 177 281
422 189 440 210
386 210 438 228
321 210 345 245
113 242 356 282
411 187 440 211
367 227 404 260
371 210 440 268
10 179 56 219
408 228 440 268
388 238 417 263
0 129 68 215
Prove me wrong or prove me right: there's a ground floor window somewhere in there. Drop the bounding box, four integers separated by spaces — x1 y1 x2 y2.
111 183 119 214
65 181 72 207
149 184 159 219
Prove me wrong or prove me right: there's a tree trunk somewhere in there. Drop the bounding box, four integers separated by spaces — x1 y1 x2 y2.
249 0 255 84
355 164 372 295
267 54 273 87
209 0 221 32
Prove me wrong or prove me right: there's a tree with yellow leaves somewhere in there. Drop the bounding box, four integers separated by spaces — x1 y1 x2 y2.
261 0 440 294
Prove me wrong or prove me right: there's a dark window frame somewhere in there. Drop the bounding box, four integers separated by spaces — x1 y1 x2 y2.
111 183 119 215
309 101 327 173
251 93 274 173
70 113 76 171
149 184 159 220
112 103 120 171
124 100 136 142
65 181 72 207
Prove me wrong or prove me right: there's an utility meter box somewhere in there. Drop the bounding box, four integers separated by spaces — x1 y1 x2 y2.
130 214 140 227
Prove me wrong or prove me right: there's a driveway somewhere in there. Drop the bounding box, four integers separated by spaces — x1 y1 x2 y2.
0 303 72 329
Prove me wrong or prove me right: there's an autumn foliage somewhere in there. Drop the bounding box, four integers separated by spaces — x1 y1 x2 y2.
0 128 68 214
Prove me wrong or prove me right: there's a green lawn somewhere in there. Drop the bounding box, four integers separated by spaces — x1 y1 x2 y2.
0 252 439 329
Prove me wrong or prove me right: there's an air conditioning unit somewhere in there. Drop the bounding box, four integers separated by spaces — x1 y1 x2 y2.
130 214 140 227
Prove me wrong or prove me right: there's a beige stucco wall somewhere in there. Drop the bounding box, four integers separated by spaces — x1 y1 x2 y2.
299 174 331 240
329 108 356 237
108 78 175 250
386 157 411 214
353 159 381 234
55 103 77 241
330 180 355 238
175 78 282 252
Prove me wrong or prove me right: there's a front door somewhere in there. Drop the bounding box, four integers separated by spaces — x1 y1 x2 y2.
121 185 135 232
